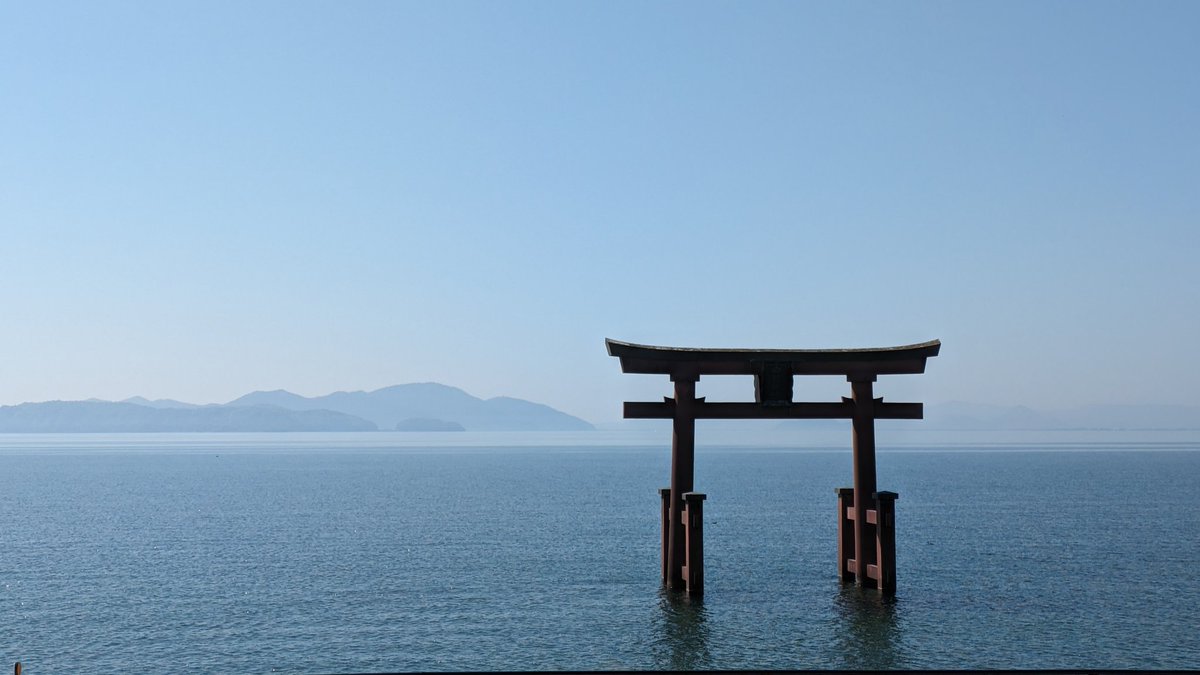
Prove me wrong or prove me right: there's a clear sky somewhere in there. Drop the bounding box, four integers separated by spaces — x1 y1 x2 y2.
2 1 1197 423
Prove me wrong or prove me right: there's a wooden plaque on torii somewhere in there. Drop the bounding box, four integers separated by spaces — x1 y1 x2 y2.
606 338 941 595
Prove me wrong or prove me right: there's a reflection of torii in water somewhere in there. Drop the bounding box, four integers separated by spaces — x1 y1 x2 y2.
606 338 941 596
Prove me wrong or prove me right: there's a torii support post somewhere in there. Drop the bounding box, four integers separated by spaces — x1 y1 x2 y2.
835 487 855 583
658 487 671 582
835 487 899 592
851 377 878 590
667 374 699 592
681 492 706 594
607 337 939 597
659 486 707 593
874 491 898 593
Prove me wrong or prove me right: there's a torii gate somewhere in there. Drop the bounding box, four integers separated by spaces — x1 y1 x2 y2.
606 338 940 595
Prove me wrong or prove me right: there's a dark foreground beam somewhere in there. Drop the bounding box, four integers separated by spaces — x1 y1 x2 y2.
624 400 923 420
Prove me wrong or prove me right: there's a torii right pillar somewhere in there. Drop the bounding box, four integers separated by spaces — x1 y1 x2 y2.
837 375 898 593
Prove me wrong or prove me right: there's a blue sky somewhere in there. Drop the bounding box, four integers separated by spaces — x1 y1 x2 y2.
2 1 1197 423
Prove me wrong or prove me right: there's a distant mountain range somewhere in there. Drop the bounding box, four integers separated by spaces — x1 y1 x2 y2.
0 383 594 433
772 402 1200 431
5 390 1195 433
916 402 1200 431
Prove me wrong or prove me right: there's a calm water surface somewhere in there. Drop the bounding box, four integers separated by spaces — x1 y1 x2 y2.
2 433 1198 672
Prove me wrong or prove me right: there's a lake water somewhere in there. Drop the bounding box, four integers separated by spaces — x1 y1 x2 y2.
2 432 1199 672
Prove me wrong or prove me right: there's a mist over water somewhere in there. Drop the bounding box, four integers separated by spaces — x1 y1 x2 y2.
3 434 1198 672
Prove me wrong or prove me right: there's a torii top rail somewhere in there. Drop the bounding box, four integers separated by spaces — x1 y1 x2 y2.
606 338 941 595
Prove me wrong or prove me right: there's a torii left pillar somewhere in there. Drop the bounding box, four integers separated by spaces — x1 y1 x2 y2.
661 373 706 594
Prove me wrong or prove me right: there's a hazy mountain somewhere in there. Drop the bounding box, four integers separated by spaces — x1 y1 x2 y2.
919 402 1065 430
121 396 206 409
0 400 376 432
223 389 312 409
1064 404 1200 430
767 401 1200 431
0 382 593 433
228 383 594 431
917 402 1200 430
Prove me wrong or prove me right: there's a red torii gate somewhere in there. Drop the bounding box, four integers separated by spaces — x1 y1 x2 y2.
606 338 940 595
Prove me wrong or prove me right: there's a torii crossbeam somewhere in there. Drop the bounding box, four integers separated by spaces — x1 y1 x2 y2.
606 338 941 595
